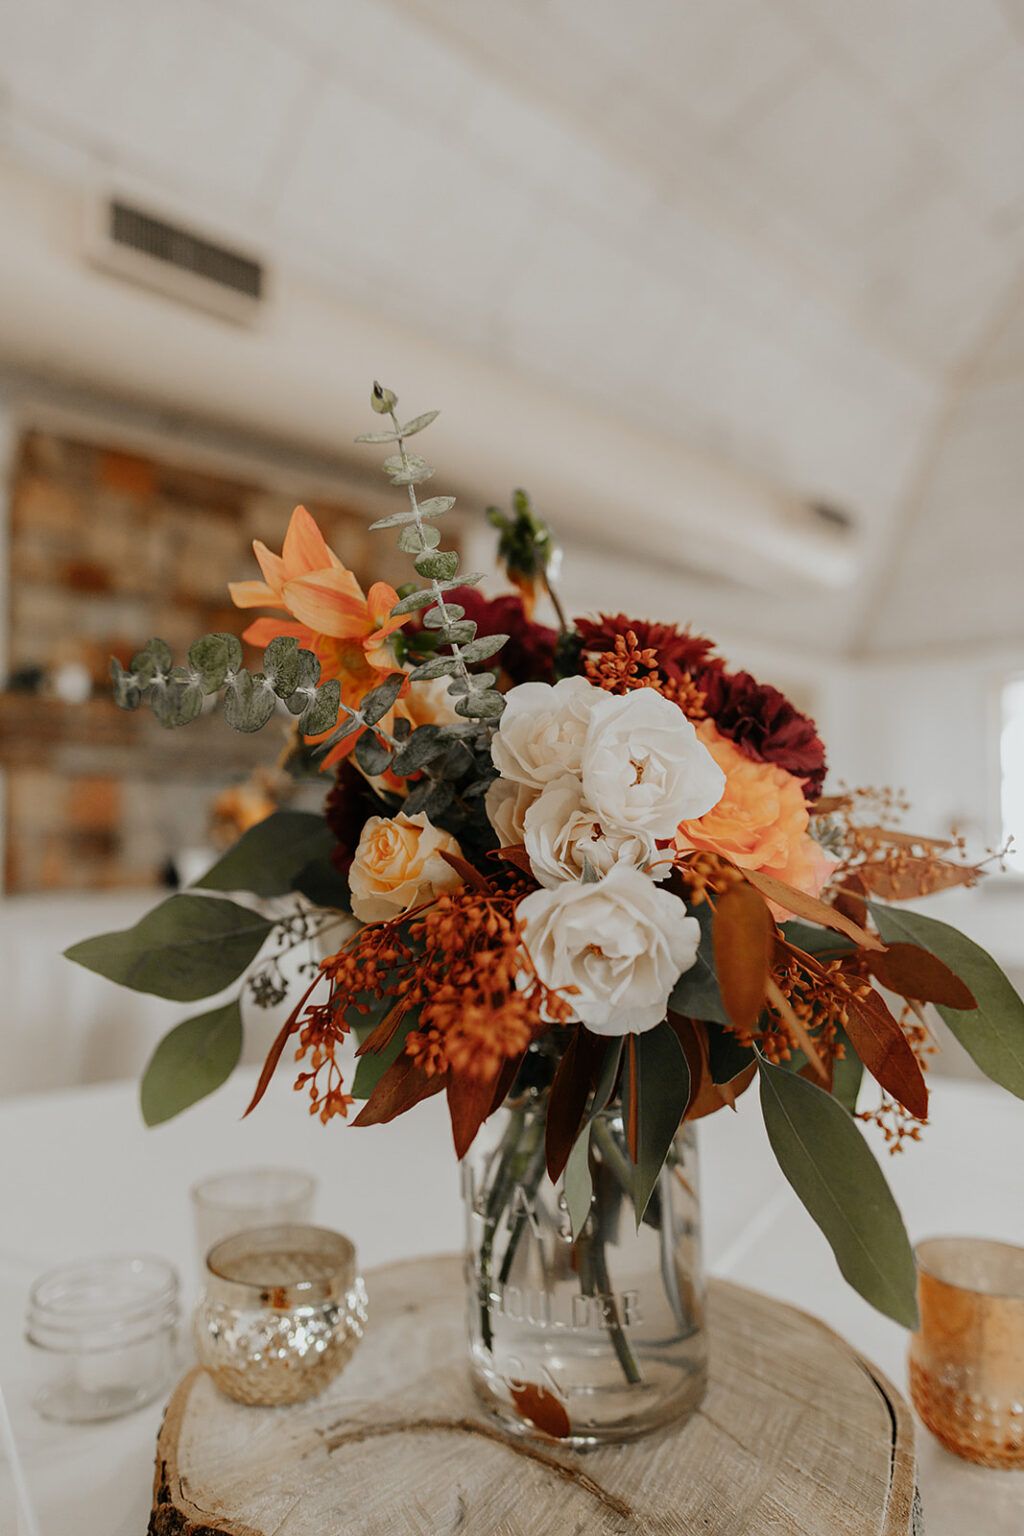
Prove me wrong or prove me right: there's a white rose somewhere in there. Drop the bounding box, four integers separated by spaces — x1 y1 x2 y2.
485 777 537 847
523 774 664 888
490 677 600 790
518 863 700 1035
581 688 724 840
349 812 463 923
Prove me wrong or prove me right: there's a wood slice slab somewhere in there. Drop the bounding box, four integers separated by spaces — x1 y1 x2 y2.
151 1255 919 1536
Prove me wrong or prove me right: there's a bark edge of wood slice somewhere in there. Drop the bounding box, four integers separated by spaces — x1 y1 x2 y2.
150 1253 918 1536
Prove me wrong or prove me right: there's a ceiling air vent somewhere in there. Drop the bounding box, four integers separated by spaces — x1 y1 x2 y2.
88 196 266 325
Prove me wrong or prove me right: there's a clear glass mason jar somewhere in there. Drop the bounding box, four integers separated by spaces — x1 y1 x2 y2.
463 1093 707 1447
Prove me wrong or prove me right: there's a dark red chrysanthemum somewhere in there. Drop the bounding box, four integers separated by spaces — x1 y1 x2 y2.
698 668 827 801
574 615 721 687
438 586 558 684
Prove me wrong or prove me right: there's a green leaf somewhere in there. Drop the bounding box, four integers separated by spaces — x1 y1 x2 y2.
454 689 505 719
64 895 273 1002
626 1023 690 1224
351 1013 419 1099
150 675 204 728
355 428 401 445
414 549 460 581
780 920 856 958
290 856 350 910
223 670 277 732
758 1056 918 1326
130 639 172 685
389 724 445 775
416 496 456 518
458 634 508 664
369 497 454 530
563 1040 623 1240
705 1023 754 1084
354 731 393 776
110 657 142 710
870 903 1024 1099
188 633 241 693
140 999 242 1126
423 603 464 629
832 1028 865 1112
439 621 477 646
408 656 459 682
400 410 439 437
391 588 436 616
361 673 405 726
398 524 441 554
298 679 341 736
195 811 336 897
263 636 300 697
668 904 728 1024
382 453 433 486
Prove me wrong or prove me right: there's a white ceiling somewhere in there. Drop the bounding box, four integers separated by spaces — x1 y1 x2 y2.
2 0 1024 654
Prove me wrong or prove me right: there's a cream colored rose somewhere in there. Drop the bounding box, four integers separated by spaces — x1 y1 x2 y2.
517 863 700 1035
485 777 537 847
581 688 724 839
490 677 600 790
523 774 663 888
349 812 463 923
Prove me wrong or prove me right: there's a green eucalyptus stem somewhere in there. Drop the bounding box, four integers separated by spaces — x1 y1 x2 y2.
576 1157 642 1387
477 1105 530 1351
497 1126 548 1287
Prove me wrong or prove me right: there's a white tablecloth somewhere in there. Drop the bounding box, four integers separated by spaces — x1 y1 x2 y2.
0 1070 1020 1534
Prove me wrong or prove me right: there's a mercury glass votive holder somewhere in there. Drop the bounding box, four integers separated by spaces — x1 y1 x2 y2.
194 1224 367 1406
908 1236 1024 1468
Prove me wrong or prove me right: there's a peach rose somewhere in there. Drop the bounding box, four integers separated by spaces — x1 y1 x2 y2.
349 812 463 923
675 723 834 909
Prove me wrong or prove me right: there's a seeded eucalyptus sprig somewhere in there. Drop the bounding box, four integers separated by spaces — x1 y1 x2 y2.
110 633 340 735
356 382 508 722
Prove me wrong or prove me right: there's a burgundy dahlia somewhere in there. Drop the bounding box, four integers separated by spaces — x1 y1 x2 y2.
699 668 827 801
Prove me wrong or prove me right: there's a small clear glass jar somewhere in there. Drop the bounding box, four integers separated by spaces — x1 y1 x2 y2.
25 1255 180 1423
194 1224 367 1406
191 1167 316 1270
464 1096 707 1447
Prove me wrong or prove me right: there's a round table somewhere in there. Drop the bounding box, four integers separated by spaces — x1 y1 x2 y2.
0 1070 1020 1534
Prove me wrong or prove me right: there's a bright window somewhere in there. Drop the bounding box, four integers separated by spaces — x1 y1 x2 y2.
1000 677 1024 868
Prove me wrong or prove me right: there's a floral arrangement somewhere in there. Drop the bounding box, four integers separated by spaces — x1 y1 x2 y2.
68 385 1024 1334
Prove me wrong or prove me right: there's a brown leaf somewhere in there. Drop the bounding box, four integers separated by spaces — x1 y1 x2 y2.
447 1067 502 1159
844 988 929 1121
545 1027 604 1182
713 881 774 1031
488 1048 526 1119
765 976 827 1082
741 868 884 950
243 972 321 1118
351 1054 445 1127
492 844 535 876
354 998 409 1057
855 825 954 852
669 1015 756 1119
856 858 977 901
832 881 868 930
438 848 492 893
711 1062 757 1112
511 1383 570 1439
813 794 853 815
866 943 976 1009
799 1057 833 1092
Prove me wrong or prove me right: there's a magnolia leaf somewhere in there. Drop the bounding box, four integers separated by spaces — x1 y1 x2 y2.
352 1054 445 1126
859 858 979 901
130 638 172 685
510 1384 570 1440
408 656 459 682
400 410 439 437
263 635 300 698
758 1057 918 1326
870 903 1024 1099
398 523 441 554
447 1067 502 1159
196 811 337 897
361 672 405 726
545 1029 605 1182
705 1023 755 1084
110 658 142 710
223 670 277 732
299 679 341 736
389 724 445 775
832 1028 865 1113
779 920 855 959
563 1040 624 1240
150 675 204 728
140 999 242 1126
866 942 976 1009
414 549 460 581
459 634 508 665
391 588 436 617
291 854 350 909
423 603 464 629
713 881 774 1031
669 903 728 1025
454 689 505 719
354 730 393 776
188 632 240 693
843 988 929 1120
625 1022 690 1224
65 894 273 1002
742 869 883 950
351 1013 420 1099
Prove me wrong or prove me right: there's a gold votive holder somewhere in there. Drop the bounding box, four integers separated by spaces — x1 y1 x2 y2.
194 1224 367 1406
908 1236 1024 1468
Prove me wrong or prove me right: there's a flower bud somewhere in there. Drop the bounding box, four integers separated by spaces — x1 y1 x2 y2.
371 381 398 414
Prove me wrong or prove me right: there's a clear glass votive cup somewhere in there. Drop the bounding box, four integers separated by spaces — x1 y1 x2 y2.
194 1224 367 1406
191 1167 316 1268
908 1236 1024 1468
25 1254 180 1423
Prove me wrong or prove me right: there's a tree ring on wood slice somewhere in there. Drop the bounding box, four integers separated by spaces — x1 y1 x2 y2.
151 1254 919 1536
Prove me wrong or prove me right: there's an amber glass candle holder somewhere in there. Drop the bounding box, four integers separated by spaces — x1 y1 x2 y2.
908 1237 1024 1468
